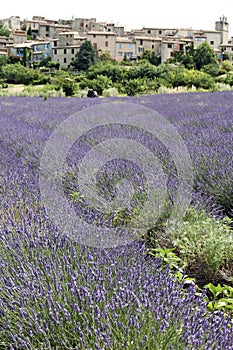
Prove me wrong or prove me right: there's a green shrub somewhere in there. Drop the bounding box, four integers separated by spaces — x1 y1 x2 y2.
124 78 147 96
87 61 126 82
0 63 49 85
186 70 215 90
168 208 233 274
62 79 77 96
102 87 119 97
87 74 112 95
220 60 233 72
201 63 220 77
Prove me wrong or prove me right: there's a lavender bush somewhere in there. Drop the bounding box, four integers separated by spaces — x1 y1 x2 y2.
0 92 233 349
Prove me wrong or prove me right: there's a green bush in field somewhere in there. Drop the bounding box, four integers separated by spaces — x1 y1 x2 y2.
0 63 49 85
61 78 77 96
167 208 233 275
124 78 148 96
185 69 215 90
102 87 119 97
87 61 126 82
88 74 112 95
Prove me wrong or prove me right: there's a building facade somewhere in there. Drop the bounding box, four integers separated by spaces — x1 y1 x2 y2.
1 15 232 66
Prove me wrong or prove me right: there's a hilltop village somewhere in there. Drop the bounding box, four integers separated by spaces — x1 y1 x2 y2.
0 15 232 69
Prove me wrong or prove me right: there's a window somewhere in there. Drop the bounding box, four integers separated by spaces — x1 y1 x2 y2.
210 40 214 45
64 48 67 54
118 43 122 49
159 30 162 34
105 34 108 39
105 41 108 47
71 48 74 54
140 39 143 45
93 43 97 50
54 41 57 47
168 44 172 48
195 37 206 42
152 44 154 49
64 58 66 63
33 45 38 51
118 51 123 57
138 47 144 53
128 43 133 49
93 34 96 38
46 26 49 32
54 49 57 54
147 30 151 34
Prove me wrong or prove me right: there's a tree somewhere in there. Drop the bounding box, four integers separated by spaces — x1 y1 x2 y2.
0 55 10 67
62 78 76 96
185 69 215 90
88 74 112 95
201 63 220 77
71 40 96 71
193 42 217 70
142 49 161 66
0 24 10 37
27 25 33 40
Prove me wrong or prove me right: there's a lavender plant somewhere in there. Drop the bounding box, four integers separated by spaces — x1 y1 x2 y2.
0 91 233 349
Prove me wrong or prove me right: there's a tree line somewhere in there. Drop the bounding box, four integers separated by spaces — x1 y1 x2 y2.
0 40 233 96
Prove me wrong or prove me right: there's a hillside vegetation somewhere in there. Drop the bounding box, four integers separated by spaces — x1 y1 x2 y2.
0 41 233 97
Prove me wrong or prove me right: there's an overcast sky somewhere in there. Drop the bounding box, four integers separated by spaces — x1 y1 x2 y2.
2 0 233 37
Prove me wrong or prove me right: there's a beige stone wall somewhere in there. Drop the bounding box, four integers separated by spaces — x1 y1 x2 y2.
87 32 116 58
135 37 161 58
115 39 136 60
52 46 80 68
206 32 221 50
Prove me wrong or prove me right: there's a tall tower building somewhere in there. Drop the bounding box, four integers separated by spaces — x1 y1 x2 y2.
215 15 229 45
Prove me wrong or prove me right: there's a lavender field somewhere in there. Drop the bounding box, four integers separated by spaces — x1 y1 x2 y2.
0 91 233 349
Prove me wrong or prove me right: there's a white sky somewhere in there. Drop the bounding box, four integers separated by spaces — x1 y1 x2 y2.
2 0 233 37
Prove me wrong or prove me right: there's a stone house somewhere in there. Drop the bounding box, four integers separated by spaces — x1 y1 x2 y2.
106 23 125 36
160 38 190 62
8 39 53 66
135 27 177 38
52 32 86 69
0 35 13 48
9 29 27 44
86 31 117 58
134 36 161 59
25 16 71 39
72 18 104 33
30 41 52 65
0 16 20 30
7 42 32 63
115 37 136 60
